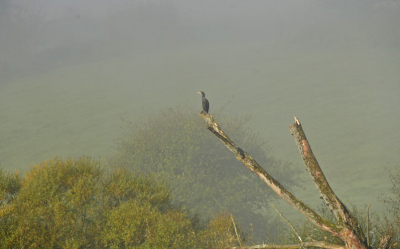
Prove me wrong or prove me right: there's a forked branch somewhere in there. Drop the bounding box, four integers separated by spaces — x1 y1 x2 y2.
198 111 387 249
199 111 339 235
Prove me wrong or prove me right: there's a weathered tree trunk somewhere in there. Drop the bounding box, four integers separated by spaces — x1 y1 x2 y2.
198 111 391 249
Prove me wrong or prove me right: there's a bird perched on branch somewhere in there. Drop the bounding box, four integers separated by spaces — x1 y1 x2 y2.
197 91 209 113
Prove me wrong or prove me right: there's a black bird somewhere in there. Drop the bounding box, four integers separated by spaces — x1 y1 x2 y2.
197 91 209 113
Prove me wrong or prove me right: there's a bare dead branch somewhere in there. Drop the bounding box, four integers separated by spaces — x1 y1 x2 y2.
199 112 373 249
271 204 302 242
288 117 368 249
289 117 349 222
231 215 243 248
199 111 340 235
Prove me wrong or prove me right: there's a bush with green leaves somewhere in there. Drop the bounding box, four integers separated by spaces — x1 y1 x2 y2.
0 156 243 248
110 106 301 239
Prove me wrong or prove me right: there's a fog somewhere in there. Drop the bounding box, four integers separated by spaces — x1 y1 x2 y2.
1 0 400 229
1 0 399 80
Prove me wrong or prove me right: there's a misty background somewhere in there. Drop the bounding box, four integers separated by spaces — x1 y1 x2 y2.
1 0 400 224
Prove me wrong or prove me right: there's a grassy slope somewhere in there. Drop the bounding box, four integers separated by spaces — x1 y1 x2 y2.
1 43 399 220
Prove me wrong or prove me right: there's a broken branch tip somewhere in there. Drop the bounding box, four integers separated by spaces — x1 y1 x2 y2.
294 116 300 125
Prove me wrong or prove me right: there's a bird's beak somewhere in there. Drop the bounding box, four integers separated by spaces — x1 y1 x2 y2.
197 92 201 94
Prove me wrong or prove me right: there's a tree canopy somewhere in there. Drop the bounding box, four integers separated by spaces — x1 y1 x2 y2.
0 156 242 248
110 106 301 238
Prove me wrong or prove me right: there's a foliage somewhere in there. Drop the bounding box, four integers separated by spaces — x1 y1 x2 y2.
110 105 301 239
0 167 21 205
201 212 243 248
378 168 400 248
0 156 243 248
0 168 22 242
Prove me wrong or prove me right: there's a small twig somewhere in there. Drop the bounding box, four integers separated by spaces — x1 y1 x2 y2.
251 223 255 245
366 202 371 247
232 215 242 248
272 204 302 242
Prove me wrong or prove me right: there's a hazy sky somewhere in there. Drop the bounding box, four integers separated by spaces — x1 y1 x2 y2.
1 0 400 225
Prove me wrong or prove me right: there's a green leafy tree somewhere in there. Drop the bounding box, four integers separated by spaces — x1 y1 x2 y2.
0 167 22 241
0 156 243 248
110 106 301 238
2 156 106 248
